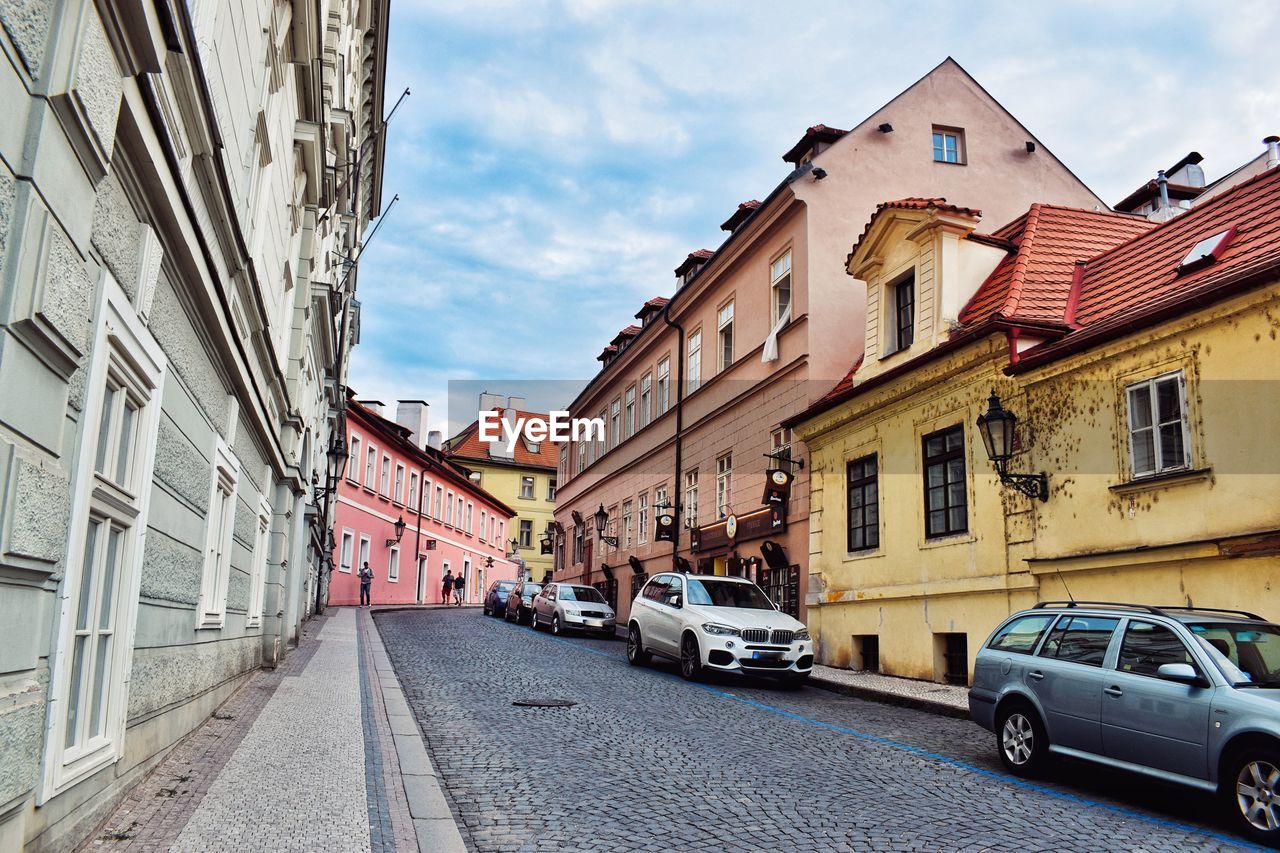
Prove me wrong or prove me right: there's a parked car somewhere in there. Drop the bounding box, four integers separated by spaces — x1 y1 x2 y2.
970 601 1280 846
626 572 812 685
482 580 517 617
503 580 542 625
531 583 616 637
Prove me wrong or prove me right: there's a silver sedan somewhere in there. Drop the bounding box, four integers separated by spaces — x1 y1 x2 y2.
531 583 616 638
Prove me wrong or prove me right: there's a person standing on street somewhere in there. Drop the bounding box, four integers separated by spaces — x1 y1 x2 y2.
358 561 374 607
453 571 466 606
441 569 454 605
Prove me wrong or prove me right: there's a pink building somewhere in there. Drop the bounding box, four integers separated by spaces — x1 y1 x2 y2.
330 398 518 606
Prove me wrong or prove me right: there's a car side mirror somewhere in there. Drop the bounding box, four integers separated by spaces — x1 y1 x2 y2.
1157 663 1204 686
666 593 682 608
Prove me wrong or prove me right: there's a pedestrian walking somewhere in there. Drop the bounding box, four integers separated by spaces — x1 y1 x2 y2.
441 569 454 605
358 562 374 607
453 572 466 606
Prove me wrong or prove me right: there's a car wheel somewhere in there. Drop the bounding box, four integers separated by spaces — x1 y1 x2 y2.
530 610 540 630
996 704 1049 777
627 624 650 666
551 615 563 636
680 633 703 681
1224 746 1280 845
483 605 490 616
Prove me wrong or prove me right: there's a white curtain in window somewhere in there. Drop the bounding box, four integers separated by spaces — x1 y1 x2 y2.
761 303 791 363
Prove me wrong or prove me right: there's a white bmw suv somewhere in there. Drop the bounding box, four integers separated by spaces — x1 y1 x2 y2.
626 572 813 684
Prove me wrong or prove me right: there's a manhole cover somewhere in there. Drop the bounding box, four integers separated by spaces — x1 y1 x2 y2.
512 698 578 708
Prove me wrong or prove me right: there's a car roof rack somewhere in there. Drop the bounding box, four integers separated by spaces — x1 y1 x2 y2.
1032 600 1165 615
1154 605 1265 620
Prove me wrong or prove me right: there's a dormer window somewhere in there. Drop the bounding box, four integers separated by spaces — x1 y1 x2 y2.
889 270 916 354
932 126 965 164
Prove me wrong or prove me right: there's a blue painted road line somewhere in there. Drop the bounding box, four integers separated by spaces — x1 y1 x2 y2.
537 628 1261 851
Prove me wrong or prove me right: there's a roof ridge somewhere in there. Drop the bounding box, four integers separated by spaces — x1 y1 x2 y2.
1000 203 1043 318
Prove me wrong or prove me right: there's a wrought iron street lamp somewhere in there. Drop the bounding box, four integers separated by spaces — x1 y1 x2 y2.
976 392 1048 502
385 514 406 547
594 503 619 547
327 434 349 484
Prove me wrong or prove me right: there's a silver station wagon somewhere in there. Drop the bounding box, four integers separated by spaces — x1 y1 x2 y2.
970 601 1280 846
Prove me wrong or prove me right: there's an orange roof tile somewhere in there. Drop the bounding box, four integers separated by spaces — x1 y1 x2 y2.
445 408 563 471
958 205 1153 327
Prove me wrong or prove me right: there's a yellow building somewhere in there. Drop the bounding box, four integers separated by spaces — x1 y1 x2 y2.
445 398 561 580
788 168 1280 684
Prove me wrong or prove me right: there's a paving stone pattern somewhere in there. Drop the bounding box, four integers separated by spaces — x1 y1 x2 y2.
79 617 329 852
376 608 1254 853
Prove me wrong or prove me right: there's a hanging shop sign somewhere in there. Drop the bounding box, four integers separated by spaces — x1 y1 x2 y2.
762 468 793 505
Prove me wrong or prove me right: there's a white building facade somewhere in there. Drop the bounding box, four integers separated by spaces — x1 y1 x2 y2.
0 0 389 848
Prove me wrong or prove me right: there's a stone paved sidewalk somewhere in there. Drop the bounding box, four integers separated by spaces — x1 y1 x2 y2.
809 664 970 717
80 608 463 853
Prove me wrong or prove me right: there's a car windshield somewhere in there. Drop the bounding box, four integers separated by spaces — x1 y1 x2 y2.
560 586 605 603
497 582 516 591
686 579 775 610
1187 622 1280 686
522 584 542 596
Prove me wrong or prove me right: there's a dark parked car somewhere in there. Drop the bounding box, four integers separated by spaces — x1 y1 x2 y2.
504 580 542 625
482 580 517 617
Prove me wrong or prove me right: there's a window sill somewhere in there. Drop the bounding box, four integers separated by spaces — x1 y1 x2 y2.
1109 467 1211 495
920 532 975 549
932 159 967 166
842 548 884 563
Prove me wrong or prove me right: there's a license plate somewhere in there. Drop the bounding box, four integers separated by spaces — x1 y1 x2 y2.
751 651 782 660
585 619 602 627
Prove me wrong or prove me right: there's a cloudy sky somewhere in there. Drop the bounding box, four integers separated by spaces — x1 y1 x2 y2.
348 0 1279 437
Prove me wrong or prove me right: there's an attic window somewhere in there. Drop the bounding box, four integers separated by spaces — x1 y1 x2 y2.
1177 228 1235 275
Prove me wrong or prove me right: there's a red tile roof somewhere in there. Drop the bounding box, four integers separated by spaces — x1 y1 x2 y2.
634 296 669 320
846 199 983 271
610 325 641 346
1069 163 1280 327
958 205 1153 327
782 124 848 165
674 249 714 277
720 200 762 232
445 408 562 470
596 344 618 362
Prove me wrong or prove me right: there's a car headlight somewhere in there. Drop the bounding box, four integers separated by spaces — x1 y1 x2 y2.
793 629 811 641
702 623 740 636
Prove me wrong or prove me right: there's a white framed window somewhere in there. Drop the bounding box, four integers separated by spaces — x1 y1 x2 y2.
489 515 496 542
197 439 240 629
622 500 633 548
434 484 443 519
358 536 371 573
466 502 474 534
480 510 487 542
639 373 652 428
609 398 621 449
624 385 636 439
932 126 965 164
457 497 465 529
388 546 400 582
408 472 419 510
771 250 792 327
339 530 354 573
771 428 792 463
655 485 668 513
684 470 699 528
576 440 586 474
46 274 165 797
686 330 702 395
520 476 535 499
247 500 270 628
394 463 405 504
638 492 649 545
548 478 557 501
656 358 670 415
717 301 734 371
365 444 377 490
380 454 391 497
1126 371 1191 478
348 435 361 483
573 525 584 563
445 491 455 525
716 453 733 520
519 518 533 548
462 558 471 602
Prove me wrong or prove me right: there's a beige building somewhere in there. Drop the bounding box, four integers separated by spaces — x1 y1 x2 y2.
552 58 1105 626
0 0 388 848
790 157 1280 683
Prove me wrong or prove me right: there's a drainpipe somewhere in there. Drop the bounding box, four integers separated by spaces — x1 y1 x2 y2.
1266 136 1280 170
661 300 686 573
413 465 428 603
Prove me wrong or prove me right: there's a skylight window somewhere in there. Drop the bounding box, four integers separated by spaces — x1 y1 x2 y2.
1177 228 1235 274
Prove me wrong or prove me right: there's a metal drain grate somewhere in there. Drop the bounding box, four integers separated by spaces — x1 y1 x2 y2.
512 698 578 708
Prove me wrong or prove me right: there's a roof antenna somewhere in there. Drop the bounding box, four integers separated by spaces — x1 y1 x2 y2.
1053 564 1075 603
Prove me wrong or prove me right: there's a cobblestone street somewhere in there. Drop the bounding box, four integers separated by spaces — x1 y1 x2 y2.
377 608 1259 853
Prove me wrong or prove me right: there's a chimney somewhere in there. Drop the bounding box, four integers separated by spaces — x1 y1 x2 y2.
489 408 517 461
395 400 429 448
507 396 526 411
478 391 502 414
1147 170 1181 223
1266 135 1280 170
357 399 385 416
426 430 443 450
